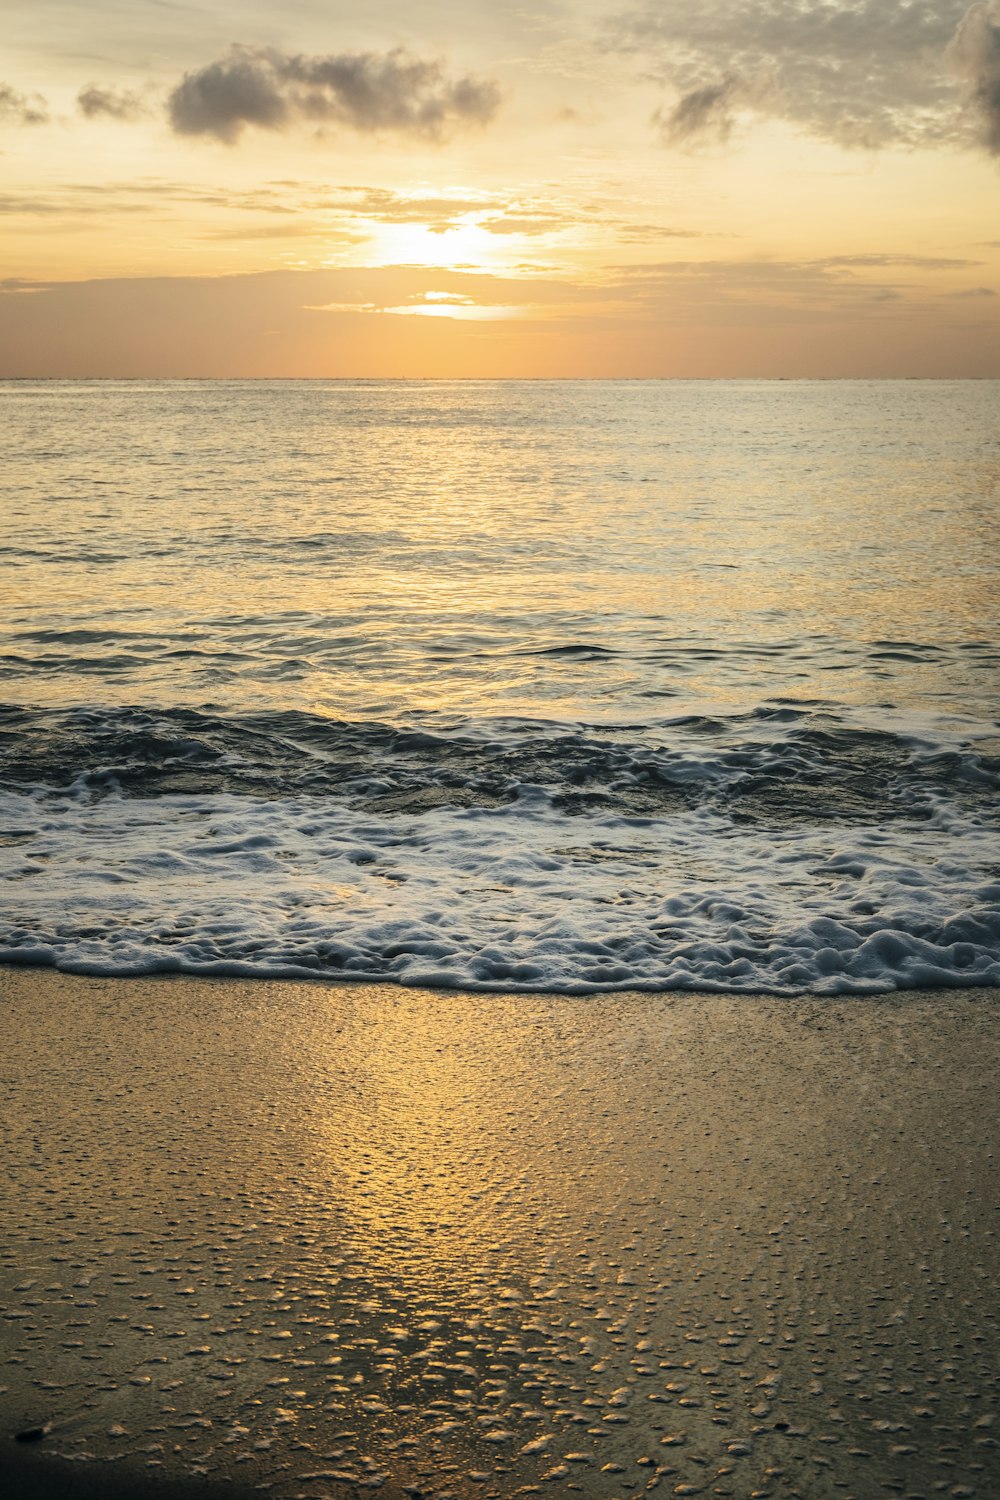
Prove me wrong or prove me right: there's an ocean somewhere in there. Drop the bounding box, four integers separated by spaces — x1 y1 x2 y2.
1 377 998 992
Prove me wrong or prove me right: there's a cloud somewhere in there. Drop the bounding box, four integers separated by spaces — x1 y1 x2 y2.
202 223 366 243
329 187 491 232
612 1 976 150
603 253 991 325
3 261 998 377
320 186 719 245
77 84 147 122
0 170 735 253
328 188 577 237
948 1 1000 152
0 180 314 222
0 266 582 377
0 195 62 215
654 74 746 145
167 46 501 144
0 82 48 126
819 253 977 268
482 212 575 235
168 53 287 142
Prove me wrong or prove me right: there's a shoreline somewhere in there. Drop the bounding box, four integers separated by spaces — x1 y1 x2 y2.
4 954 999 997
2 969 998 1499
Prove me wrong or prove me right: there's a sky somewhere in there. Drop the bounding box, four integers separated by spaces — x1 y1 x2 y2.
3 0 1000 377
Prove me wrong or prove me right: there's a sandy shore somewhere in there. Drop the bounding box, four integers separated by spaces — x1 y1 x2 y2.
1 969 998 1500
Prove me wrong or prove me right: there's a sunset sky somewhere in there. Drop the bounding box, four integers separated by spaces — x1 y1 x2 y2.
3 0 1000 376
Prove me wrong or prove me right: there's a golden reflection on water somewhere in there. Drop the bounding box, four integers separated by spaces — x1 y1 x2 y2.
3 379 998 720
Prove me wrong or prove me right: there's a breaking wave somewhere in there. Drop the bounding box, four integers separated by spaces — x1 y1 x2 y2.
2 703 998 993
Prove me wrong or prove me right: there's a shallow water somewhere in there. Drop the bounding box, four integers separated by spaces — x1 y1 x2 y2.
1 380 998 990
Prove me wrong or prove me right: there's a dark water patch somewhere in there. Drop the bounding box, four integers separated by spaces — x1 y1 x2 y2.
518 641 621 658
1 702 997 831
358 785 515 815
551 785 690 818
749 704 808 721
870 649 930 662
12 628 153 644
0 653 149 674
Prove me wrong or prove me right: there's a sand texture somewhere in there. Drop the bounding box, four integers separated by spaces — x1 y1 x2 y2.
1 969 998 1499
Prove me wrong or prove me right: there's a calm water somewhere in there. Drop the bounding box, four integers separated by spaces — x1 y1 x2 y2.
1 379 999 990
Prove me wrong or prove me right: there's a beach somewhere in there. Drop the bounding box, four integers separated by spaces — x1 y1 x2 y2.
2 381 999 1496
2 967 997 1499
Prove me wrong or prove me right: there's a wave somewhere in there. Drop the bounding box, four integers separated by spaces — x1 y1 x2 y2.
1 702 997 815
1 703 998 993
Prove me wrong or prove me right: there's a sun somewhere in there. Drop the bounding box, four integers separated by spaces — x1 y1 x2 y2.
363 216 505 271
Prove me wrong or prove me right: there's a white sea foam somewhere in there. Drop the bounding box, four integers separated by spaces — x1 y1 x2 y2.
3 783 998 992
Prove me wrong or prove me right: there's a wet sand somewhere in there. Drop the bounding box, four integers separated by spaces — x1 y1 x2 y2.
1 969 998 1500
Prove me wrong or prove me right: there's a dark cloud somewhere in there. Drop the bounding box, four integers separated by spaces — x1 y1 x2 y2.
169 53 287 141
612 1 979 150
0 83 49 126
654 74 745 145
77 85 147 121
948 1 1000 151
167 46 501 144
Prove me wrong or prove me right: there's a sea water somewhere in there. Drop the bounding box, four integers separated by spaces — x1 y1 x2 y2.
1 378 998 991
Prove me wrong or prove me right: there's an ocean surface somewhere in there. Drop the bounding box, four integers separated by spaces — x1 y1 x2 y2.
1 378 998 992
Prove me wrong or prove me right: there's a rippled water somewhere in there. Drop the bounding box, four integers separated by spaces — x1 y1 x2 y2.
2 379 999 990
